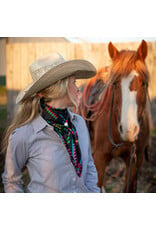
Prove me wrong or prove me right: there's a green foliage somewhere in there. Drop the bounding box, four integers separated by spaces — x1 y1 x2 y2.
0 105 7 135
0 86 6 96
0 76 6 87
150 129 156 137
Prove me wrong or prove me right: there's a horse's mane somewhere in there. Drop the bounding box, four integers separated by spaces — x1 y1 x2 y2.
80 67 112 121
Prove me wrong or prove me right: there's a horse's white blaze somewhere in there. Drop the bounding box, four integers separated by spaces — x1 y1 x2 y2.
120 71 140 141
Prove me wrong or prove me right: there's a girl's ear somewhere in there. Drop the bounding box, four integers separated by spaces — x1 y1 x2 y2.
37 93 43 98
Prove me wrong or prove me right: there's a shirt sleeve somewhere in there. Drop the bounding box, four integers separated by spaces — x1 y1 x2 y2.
85 129 100 193
2 131 28 193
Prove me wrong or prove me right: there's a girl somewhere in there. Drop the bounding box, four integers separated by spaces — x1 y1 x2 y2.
2 53 100 193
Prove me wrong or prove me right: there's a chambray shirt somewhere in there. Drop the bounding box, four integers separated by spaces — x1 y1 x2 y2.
2 110 100 193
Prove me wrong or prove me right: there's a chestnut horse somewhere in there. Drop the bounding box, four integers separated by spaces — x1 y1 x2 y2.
79 40 150 192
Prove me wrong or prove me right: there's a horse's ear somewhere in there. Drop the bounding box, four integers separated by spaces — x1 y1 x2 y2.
108 42 119 60
137 40 148 61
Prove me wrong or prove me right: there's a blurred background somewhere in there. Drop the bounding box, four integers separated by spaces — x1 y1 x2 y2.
0 37 156 192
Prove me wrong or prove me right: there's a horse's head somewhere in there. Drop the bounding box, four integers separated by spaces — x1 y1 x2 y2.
108 40 149 142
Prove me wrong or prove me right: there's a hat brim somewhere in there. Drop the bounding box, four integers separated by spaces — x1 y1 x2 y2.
16 59 97 104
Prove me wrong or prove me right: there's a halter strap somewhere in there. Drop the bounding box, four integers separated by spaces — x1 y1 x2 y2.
109 84 124 149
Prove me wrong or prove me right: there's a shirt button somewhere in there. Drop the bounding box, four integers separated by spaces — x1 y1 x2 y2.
72 177 76 182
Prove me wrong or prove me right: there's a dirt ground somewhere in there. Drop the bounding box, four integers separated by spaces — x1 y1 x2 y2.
105 135 156 193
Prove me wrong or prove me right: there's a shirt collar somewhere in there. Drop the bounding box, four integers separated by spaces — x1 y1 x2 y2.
31 115 51 133
67 109 76 121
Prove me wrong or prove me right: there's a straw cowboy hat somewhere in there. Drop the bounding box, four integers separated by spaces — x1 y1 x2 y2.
16 53 97 104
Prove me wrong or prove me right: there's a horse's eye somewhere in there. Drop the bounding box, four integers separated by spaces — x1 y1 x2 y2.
113 82 116 87
142 81 146 87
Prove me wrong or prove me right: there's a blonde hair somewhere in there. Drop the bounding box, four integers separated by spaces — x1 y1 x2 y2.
2 76 78 155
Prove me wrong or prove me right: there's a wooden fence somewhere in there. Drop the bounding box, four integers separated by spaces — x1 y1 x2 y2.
0 39 5 76
6 41 156 120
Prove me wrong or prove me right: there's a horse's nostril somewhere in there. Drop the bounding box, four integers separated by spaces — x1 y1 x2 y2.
134 125 139 136
119 125 123 133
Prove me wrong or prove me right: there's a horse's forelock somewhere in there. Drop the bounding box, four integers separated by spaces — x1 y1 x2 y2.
135 59 149 83
110 50 149 83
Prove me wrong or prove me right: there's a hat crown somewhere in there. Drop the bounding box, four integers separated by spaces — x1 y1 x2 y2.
29 53 66 81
